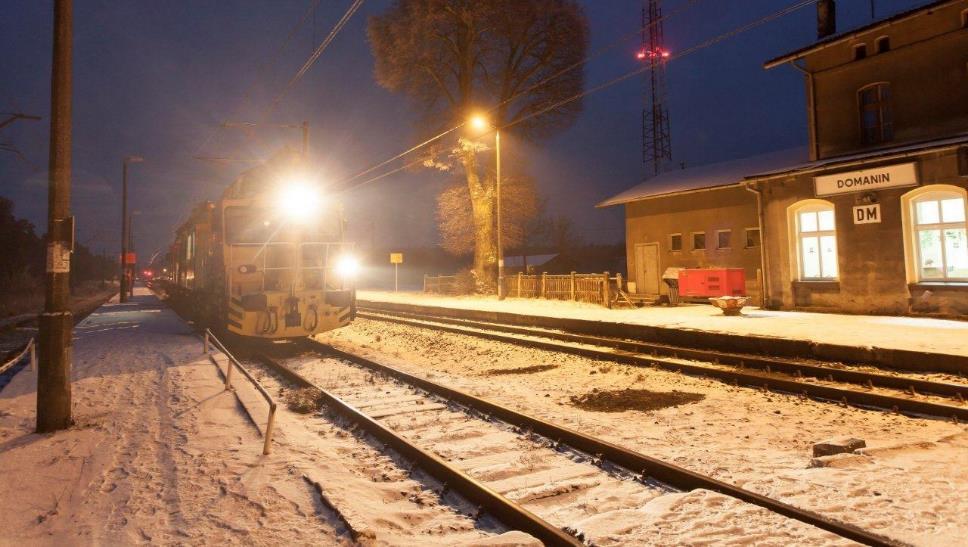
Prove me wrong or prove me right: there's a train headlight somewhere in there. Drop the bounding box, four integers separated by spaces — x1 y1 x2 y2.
276 180 321 223
334 255 360 278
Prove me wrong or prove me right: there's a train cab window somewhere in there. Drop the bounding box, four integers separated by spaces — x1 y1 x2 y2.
224 207 275 244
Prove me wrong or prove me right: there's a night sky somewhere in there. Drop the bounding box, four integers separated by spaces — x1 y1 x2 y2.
0 0 929 264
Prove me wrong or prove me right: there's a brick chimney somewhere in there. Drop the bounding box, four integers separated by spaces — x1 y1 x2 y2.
817 0 836 39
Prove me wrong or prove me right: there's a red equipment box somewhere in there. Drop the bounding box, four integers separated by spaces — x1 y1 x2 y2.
678 268 746 298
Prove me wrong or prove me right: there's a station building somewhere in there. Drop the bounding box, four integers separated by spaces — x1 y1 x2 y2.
600 0 968 317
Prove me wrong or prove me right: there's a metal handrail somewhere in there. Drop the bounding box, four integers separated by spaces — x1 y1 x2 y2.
203 329 277 455
0 338 36 376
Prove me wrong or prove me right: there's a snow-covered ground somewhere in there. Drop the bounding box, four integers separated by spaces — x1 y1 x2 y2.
319 317 968 546
0 289 343 544
358 290 968 357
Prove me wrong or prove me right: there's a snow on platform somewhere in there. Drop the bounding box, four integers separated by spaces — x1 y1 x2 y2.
358 290 968 358
0 287 337 544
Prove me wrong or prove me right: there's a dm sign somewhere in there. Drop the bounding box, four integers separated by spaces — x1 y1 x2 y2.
814 162 917 197
852 204 881 224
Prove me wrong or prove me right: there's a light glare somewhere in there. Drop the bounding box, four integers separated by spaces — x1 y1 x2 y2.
276 180 321 223
334 255 360 278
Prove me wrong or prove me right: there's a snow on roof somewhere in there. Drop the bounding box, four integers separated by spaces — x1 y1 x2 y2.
504 254 558 268
596 147 807 208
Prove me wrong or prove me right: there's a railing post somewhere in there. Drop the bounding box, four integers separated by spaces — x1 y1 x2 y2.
29 340 36 371
224 352 234 390
616 272 623 293
517 272 522 298
423 274 428 293
570 271 577 301
603 271 612 308
540 272 547 299
263 403 277 455
203 330 209 354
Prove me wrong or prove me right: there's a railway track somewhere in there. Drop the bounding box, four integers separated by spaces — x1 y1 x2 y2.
249 340 898 546
356 307 968 422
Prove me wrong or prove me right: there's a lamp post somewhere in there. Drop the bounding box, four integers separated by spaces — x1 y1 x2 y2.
120 155 143 303
469 115 504 299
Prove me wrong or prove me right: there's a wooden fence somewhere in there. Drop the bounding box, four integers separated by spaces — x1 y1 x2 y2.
424 271 626 308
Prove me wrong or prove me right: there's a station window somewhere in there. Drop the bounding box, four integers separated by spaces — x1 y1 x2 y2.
859 82 893 145
907 188 968 281
853 43 867 60
790 201 838 280
745 227 761 248
875 36 890 54
669 233 682 252
962 9 968 28
692 232 706 251
716 230 731 249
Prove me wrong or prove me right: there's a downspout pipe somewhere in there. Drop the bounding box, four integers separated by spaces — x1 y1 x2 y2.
790 60 819 161
745 182 770 308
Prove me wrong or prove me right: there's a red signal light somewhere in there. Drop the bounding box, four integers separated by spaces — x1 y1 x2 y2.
636 50 647 60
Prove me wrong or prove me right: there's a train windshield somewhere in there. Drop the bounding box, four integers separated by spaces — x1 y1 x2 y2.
224 206 341 245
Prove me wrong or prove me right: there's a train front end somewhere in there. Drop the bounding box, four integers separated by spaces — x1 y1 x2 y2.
221 174 357 339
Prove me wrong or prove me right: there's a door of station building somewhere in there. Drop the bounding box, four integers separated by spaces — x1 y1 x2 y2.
633 243 660 295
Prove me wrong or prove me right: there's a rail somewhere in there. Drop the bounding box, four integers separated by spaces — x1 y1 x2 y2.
308 339 898 547
0 338 36 376
203 329 277 455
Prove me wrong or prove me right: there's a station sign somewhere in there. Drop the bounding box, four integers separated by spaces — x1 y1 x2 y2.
852 203 881 224
390 252 403 264
814 162 917 197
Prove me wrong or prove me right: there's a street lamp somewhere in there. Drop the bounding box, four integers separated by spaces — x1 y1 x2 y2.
121 155 143 303
468 115 504 300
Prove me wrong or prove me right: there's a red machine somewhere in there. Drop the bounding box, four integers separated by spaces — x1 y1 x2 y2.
678 268 746 298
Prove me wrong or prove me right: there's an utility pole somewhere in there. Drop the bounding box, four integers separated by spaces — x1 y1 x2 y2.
120 156 143 303
37 0 74 433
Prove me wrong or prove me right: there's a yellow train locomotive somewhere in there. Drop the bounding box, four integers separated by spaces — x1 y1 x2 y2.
166 152 357 339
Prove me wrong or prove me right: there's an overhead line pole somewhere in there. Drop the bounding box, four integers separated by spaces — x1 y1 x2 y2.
37 0 74 433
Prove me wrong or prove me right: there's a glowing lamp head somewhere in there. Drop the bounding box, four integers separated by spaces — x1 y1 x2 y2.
469 115 490 132
276 179 322 223
334 254 360 278
635 50 647 60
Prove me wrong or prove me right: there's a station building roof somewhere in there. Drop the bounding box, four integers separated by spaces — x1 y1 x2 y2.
763 0 958 69
596 147 807 208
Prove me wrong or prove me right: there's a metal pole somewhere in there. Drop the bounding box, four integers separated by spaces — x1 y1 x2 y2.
496 129 504 300
120 160 128 303
37 0 73 433
394 263 398 292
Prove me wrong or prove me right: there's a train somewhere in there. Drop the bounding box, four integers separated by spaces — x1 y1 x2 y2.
163 150 357 339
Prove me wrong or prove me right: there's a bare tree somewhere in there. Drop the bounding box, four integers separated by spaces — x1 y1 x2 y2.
368 0 588 289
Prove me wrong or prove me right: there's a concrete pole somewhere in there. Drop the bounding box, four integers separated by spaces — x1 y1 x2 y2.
37 0 73 433
120 160 128 303
496 129 504 300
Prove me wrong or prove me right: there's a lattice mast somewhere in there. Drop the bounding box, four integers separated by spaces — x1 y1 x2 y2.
641 0 672 178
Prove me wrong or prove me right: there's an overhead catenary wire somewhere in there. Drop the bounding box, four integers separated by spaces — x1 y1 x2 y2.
338 0 817 193
192 0 325 162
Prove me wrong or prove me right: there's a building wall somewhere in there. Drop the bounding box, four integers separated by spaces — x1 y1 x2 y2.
806 3 968 159
623 186 762 299
759 148 968 316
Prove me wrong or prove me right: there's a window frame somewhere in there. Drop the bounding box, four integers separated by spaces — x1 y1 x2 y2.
669 233 682 252
788 200 839 281
852 43 867 60
858 82 893 146
875 36 890 54
691 231 706 251
906 187 968 283
716 229 732 250
744 227 761 248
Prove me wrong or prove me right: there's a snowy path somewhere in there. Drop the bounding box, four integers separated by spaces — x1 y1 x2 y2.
0 288 339 544
319 318 968 546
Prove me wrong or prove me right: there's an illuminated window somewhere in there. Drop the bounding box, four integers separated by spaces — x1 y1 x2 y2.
853 43 867 60
745 228 761 248
859 82 893 145
909 189 968 281
692 232 706 250
717 230 731 249
875 36 890 54
790 201 838 280
669 233 682 251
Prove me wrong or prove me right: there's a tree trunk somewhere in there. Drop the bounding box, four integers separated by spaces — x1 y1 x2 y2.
462 151 497 291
